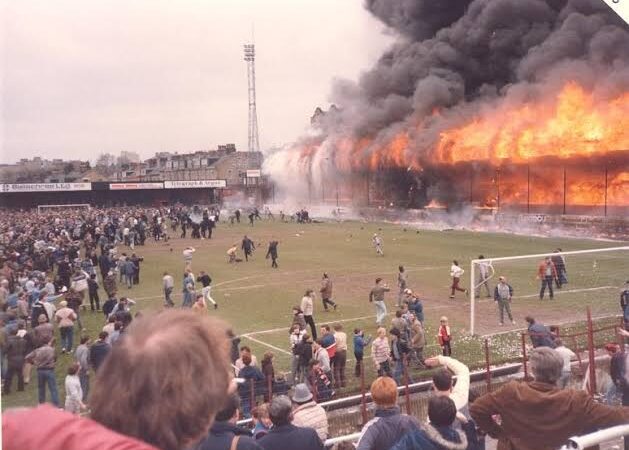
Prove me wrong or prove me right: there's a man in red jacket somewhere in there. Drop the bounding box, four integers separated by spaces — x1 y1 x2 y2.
537 257 558 300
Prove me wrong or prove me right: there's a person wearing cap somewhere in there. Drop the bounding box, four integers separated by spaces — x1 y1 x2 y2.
55 300 77 353
494 276 515 326
291 383 329 442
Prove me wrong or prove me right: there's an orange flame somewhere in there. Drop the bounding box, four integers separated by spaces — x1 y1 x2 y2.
436 82 629 163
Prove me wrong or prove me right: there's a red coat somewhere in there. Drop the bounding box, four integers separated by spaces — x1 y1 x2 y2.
537 260 557 279
3 405 158 450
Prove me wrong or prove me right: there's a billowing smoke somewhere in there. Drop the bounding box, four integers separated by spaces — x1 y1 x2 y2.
264 0 629 206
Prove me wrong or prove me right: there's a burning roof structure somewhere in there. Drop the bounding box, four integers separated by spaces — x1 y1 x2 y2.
265 0 629 215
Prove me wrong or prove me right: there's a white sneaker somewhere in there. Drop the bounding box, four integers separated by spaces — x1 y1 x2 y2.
511 320 516 325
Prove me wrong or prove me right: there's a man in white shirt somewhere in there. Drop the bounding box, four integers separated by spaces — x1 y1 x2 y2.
425 355 471 419
162 271 174 307
554 339 576 388
449 260 467 299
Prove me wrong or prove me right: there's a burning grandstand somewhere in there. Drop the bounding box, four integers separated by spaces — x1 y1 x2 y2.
265 0 629 216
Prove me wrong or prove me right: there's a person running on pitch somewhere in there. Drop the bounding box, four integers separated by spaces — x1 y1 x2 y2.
372 233 383 256
449 260 468 299
320 273 337 312
197 270 217 310
241 235 255 262
369 278 390 326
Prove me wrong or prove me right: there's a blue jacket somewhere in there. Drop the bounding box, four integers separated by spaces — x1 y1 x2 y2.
258 424 323 450
195 421 262 450
320 334 335 348
390 423 468 450
240 365 265 382
408 299 424 322
353 334 371 355
528 323 556 349
356 407 418 450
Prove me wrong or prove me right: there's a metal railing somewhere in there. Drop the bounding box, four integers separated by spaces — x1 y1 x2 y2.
561 425 629 450
320 425 629 449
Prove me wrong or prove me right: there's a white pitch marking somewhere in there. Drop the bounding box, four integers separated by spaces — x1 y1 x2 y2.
241 335 293 355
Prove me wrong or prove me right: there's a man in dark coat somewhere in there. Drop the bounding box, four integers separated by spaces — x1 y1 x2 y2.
241 236 255 262
195 393 262 450
266 241 279 269
258 396 323 450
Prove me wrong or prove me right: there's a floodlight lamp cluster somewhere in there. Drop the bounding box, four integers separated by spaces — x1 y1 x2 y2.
243 44 255 61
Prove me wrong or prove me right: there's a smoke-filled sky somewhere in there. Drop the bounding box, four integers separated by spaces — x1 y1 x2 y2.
0 0 392 163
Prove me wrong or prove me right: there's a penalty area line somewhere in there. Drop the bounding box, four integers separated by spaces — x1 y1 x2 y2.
241 335 292 356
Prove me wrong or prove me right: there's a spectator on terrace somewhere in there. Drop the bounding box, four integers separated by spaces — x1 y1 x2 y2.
90 310 232 450
291 383 329 442
195 393 263 450
553 339 576 388
470 347 629 450
251 403 272 440
356 376 419 450
525 316 556 348
3 404 159 450
391 396 469 450
258 395 324 450
425 355 471 419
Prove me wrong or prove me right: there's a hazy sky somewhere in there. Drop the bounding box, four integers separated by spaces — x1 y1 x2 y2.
0 0 393 164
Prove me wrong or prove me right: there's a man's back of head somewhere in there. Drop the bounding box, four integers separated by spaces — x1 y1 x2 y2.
90 310 231 450
433 369 453 393
268 395 293 427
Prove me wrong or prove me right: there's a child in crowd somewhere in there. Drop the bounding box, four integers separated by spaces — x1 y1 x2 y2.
251 403 272 440
64 363 86 414
307 360 335 401
353 328 372 377
438 316 452 356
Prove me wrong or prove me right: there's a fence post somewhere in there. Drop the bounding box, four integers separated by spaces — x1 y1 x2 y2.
619 318 626 353
360 360 367 424
267 374 273 402
249 379 255 414
484 338 492 392
586 307 597 396
403 356 411 415
521 333 528 379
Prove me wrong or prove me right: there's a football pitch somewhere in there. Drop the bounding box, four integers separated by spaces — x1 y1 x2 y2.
3 218 627 409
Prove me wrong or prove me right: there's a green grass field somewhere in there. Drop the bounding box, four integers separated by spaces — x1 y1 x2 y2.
2 219 627 410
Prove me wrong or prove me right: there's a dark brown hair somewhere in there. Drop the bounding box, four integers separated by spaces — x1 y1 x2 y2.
90 310 231 450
